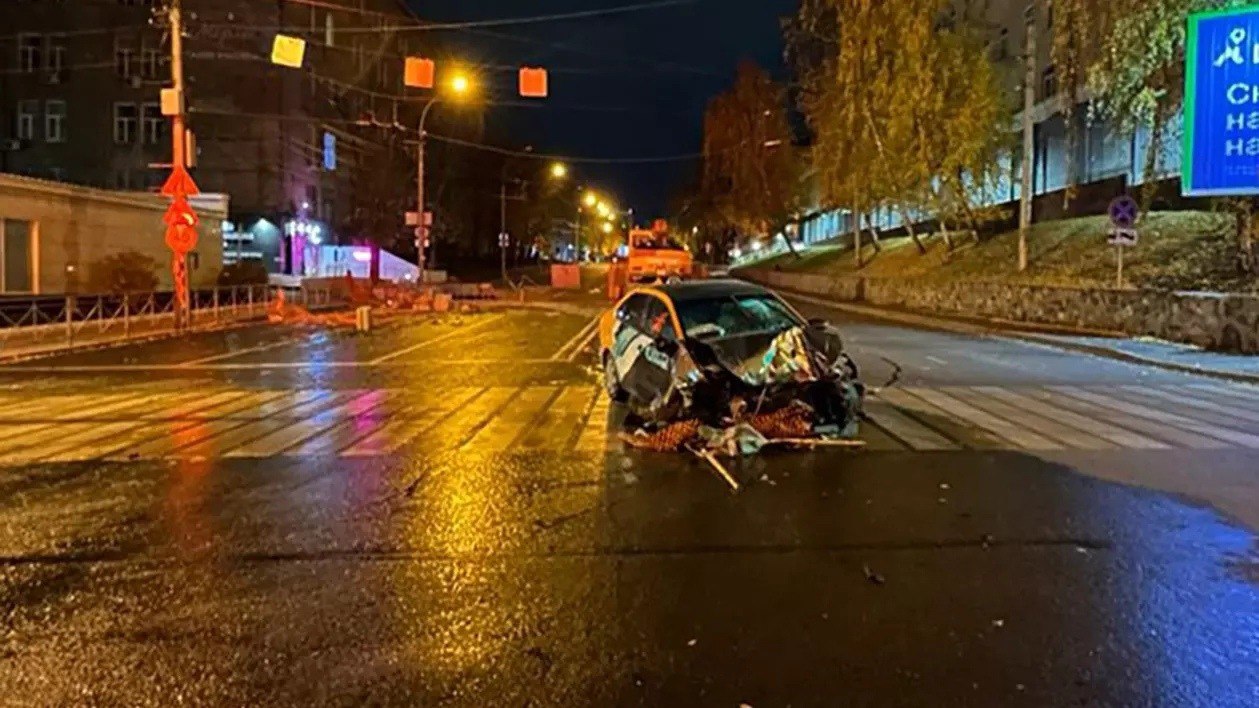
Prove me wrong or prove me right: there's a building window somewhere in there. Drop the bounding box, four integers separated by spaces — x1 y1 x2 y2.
113 102 138 144
140 47 160 79
18 34 42 73
16 101 38 141
47 35 66 74
45 100 66 143
141 102 163 144
1 219 36 294
115 45 135 80
1042 65 1058 99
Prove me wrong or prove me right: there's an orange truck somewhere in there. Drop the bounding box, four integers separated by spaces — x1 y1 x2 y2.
607 220 695 299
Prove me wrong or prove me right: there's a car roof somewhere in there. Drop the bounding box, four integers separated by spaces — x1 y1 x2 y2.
651 278 770 303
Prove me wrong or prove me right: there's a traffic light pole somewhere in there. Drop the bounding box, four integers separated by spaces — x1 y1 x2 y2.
167 0 189 327
416 99 439 285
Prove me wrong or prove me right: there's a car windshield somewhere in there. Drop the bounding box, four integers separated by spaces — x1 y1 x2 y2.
675 294 802 339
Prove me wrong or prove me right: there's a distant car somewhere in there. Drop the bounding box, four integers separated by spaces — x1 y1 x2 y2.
596 280 864 435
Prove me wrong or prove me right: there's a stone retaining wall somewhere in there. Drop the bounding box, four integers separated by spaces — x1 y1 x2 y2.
745 270 1259 354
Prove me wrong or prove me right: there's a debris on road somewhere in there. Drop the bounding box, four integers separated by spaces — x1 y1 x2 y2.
862 564 886 585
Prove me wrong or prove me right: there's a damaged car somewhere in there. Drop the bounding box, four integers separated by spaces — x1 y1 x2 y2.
596 280 864 451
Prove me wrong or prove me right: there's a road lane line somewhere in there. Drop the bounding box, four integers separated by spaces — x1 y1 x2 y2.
863 398 959 451
0 394 100 420
370 314 505 365
566 326 601 363
960 387 1117 450
896 387 1061 450
573 390 614 453
552 315 600 361
982 388 1170 450
176 333 310 366
1050 387 1259 448
420 387 521 451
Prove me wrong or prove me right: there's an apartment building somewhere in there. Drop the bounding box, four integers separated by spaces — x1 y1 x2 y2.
1 0 423 273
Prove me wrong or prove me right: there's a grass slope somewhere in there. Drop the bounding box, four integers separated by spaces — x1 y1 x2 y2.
758 212 1255 293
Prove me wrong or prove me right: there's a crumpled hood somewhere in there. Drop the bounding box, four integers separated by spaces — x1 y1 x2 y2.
700 326 821 386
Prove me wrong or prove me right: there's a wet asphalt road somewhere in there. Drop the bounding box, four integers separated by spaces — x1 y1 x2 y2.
0 299 1257 706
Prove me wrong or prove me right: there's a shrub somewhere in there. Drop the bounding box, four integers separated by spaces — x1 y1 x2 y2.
86 251 160 294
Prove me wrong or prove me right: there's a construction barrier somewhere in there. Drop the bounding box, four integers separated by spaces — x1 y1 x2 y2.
551 263 581 289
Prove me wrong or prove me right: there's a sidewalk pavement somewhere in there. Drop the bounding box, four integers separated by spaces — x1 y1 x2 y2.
780 291 1259 385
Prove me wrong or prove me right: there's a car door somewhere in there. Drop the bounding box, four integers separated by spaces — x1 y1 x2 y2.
620 296 678 404
609 293 652 383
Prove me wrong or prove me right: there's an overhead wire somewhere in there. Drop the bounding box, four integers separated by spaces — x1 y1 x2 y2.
197 0 702 35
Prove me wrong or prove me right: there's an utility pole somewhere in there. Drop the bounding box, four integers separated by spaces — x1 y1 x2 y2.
1019 3 1036 273
167 0 189 327
500 181 508 282
415 129 426 284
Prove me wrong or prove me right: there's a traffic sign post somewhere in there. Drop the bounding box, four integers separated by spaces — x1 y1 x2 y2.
1108 197 1140 289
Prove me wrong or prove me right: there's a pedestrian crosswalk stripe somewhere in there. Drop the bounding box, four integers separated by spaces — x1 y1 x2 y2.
981 387 1170 450
1060 387 1259 448
3 383 1259 464
1186 383 1259 413
1022 388 1221 449
894 387 1062 450
964 387 1116 451
862 399 958 451
1120 385 1259 427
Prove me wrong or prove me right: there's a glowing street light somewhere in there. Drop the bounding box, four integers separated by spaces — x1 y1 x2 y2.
582 192 598 208
550 162 569 179
596 202 610 217
601 222 614 234
448 72 472 95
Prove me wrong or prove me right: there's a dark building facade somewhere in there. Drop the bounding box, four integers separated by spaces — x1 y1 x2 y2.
1 0 423 272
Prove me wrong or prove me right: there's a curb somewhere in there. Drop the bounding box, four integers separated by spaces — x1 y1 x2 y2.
778 290 1259 386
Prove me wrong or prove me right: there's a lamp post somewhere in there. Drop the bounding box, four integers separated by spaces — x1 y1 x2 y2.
415 71 471 284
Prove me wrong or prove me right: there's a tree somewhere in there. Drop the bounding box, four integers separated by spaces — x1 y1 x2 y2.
698 61 803 256
1053 0 1255 269
790 0 1008 264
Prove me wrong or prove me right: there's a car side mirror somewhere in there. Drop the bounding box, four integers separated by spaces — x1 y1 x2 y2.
654 336 679 356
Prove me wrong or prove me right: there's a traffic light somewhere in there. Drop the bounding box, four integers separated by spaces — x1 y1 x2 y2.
405 57 436 89
518 67 548 98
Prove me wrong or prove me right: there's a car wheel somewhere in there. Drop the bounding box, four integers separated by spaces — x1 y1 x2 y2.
602 351 628 402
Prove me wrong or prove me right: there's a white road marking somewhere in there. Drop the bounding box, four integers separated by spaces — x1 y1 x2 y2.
552 315 600 361
863 398 958 450
369 314 506 364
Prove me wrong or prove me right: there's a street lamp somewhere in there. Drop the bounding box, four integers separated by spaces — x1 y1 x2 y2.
415 71 475 282
596 201 610 218
582 192 598 208
550 162 569 179
601 221 614 234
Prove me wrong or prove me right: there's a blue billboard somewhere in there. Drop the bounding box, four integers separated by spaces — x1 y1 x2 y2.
1184 5 1259 196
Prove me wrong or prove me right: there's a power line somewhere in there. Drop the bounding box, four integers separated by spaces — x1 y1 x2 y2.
187 107 702 164
423 132 701 164
197 0 701 35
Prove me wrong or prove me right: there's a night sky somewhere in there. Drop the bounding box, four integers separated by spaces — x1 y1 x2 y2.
408 0 798 219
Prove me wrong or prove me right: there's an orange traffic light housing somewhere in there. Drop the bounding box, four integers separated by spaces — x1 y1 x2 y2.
519 67 548 98
405 57 436 89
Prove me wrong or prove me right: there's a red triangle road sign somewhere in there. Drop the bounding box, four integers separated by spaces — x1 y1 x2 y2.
163 195 199 227
160 164 200 197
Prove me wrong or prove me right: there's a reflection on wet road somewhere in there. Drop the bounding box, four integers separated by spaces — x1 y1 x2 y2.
0 305 1256 705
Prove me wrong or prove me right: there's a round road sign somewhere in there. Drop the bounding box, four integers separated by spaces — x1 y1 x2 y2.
1108 196 1139 229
